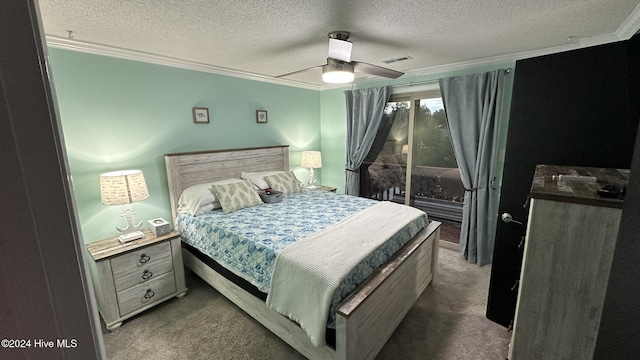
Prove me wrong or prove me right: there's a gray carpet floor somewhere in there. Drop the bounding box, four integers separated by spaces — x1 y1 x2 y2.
102 248 510 359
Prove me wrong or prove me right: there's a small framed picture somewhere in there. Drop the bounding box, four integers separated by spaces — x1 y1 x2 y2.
192 107 209 124
256 110 268 124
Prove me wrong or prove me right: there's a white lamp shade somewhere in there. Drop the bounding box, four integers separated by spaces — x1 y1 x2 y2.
100 170 149 206
300 151 322 169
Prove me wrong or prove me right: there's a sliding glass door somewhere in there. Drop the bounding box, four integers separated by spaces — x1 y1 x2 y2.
359 90 464 244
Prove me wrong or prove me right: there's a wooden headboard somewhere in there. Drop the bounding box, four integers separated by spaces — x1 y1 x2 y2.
164 145 290 221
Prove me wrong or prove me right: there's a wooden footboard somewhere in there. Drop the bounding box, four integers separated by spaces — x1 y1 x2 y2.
182 220 440 360
336 220 440 360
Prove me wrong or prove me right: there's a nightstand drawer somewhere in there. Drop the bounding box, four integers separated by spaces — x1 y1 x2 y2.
111 242 172 290
117 272 176 316
112 256 174 292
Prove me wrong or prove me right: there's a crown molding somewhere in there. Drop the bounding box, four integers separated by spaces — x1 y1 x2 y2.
382 33 626 82
45 36 322 91
616 2 640 39
304 34 633 90
324 13 640 89
46 12 638 93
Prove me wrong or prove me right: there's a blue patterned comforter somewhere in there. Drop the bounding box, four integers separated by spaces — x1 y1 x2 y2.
177 189 428 327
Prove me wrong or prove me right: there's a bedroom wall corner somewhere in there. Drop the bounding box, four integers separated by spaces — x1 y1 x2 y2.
320 88 349 193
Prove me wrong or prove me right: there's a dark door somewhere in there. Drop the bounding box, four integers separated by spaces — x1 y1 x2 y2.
0 1 104 358
594 33 640 359
487 40 638 327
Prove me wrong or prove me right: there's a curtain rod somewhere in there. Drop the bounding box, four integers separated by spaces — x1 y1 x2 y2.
391 79 439 89
391 67 512 89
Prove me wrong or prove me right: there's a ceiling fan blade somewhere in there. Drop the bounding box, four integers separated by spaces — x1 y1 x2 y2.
275 64 324 78
352 61 404 79
328 38 352 62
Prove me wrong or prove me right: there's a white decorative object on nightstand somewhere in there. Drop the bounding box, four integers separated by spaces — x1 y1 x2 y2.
148 218 171 236
86 230 187 330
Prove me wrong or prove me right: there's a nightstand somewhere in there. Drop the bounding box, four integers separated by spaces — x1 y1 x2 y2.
86 230 187 330
313 185 337 192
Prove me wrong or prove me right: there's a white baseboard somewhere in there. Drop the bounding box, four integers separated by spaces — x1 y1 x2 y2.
439 239 460 251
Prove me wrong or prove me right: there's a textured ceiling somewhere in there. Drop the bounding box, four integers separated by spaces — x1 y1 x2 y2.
38 0 640 88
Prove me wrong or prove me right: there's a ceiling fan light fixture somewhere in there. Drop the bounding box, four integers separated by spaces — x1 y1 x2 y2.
322 61 354 83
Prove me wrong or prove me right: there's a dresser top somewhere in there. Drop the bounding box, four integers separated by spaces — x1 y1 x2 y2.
530 165 629 208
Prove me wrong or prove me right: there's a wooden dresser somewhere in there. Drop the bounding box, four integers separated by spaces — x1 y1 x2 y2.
509 165 628 359
86 230 187 330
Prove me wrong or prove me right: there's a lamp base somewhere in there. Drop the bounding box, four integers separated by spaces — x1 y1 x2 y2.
116 204 145 243
119 231 145 244
307 168 317 188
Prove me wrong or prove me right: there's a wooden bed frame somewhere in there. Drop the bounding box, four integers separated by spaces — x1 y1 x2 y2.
164 145 441 360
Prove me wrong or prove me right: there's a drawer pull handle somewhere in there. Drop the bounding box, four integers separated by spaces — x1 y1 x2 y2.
143 289 155 302
139 254 151 264
140 270 153 282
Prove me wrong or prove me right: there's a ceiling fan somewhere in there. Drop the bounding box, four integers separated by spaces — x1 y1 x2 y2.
276 31 404 84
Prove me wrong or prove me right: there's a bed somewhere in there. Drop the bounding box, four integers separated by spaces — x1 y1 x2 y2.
164 145 441 360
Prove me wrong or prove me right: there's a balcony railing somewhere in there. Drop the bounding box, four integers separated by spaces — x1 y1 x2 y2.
360 160 464 223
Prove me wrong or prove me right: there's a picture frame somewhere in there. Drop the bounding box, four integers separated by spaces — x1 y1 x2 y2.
256 110 268 124
192 107 209 124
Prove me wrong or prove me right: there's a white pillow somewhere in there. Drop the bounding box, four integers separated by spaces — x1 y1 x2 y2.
177 178 243 216
241 171 284 189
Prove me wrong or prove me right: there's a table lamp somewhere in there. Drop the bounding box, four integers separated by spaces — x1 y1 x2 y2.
300 151 322 188
100 170 149 243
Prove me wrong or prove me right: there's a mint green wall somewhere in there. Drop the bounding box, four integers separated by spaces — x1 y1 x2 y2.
319 64 516 246
320 89 349 193
50 46 516 247
49 49 321 243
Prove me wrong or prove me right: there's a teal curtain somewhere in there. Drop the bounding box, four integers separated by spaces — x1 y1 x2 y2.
439 70 505 266
344 86 392 195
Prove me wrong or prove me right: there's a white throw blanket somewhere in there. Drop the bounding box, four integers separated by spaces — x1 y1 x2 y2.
266 201 427 347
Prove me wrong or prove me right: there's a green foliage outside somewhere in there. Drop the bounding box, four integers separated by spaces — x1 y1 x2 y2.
385 101 457 168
